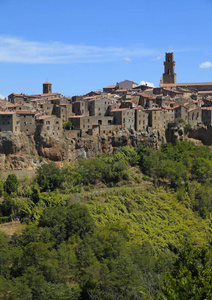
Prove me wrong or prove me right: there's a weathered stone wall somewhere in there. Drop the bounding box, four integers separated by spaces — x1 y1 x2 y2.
0 128 160 170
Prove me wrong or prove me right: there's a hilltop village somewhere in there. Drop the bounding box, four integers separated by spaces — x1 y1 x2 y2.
1 52 212 168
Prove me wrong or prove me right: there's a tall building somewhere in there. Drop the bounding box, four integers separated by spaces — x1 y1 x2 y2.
162 53 176 84
160 53 212 92
43 82 52 94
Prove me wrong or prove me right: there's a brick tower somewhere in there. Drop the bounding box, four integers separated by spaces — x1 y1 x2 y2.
43 82 52 94
162 53 176 84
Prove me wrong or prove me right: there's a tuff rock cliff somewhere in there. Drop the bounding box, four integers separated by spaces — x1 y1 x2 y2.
0 130 159 170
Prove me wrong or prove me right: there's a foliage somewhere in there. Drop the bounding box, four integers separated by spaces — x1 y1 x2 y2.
63 121 72 130
4 174 19 194
36 162 62 192
161 244 212 299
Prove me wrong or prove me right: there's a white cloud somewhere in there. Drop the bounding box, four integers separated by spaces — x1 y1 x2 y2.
0 35 155 64
0 94 5 99
123 57 132 62
139 80 155 87
153 56 162 61
199 61 212 69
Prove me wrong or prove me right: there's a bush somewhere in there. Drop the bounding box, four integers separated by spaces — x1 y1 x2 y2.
36 163 62 192
4 174 19 194
63 121 72 130
135 176 141 183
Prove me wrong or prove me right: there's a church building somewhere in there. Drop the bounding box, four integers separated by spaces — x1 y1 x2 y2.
160 52 212 92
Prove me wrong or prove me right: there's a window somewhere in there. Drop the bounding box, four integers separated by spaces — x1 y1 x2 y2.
167 69 171 75
47 126 50 130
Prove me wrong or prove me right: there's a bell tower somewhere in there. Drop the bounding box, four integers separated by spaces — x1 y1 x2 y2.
162 53 176 84
43 82 52 94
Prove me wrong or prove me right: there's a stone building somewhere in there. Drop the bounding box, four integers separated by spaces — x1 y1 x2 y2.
0 111 20 133
17 110 36 135
70 115 114 135
103 85 116 93
174 105 189 123
39 102 54 115
138 93 156 108
36 115 63 138
88 97 115 116
43 82 52 94
72 101 88 116
162 106 175 123
54 103 73 122
134 107 148 132
202 107 212 126
162 52 176 84
161 52 212 91
116 80 138 90
188 108 202 126
147 108 167 130
110 108 135 130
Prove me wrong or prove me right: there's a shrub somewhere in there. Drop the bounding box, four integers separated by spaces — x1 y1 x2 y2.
4 174 19 194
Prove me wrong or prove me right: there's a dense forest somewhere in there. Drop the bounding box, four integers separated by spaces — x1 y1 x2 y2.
1 141 212 299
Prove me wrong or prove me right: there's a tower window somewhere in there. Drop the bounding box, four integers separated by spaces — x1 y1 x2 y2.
167 69 171 75
168 57 171 62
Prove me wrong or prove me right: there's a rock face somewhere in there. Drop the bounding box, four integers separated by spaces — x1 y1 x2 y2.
0 130 159 170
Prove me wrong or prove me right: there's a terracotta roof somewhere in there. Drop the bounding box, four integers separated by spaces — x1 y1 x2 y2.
201 107 212 110
145 108 163 111
43 82 52 84
0 111 16 115
161 82 212 87
103 85 116 89
110 108 127 112
37 115 54 120
17 110 36 114
198 91 212 94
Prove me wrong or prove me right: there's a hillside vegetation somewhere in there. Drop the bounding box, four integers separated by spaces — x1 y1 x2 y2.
1 141 212 299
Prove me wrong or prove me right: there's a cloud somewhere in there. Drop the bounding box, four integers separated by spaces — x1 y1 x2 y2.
199 61 212 69
0 94 5 99
153 56 162 61
0 35 155 64
139 80 155 87
123 57 132 62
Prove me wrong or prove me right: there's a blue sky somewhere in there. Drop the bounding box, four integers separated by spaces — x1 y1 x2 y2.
0 0 211 98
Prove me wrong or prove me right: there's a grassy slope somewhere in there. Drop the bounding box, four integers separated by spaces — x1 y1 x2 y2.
85 187 212 252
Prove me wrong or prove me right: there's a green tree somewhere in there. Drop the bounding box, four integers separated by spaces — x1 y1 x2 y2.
4 174 19 194
161 244 212 299
63 121 72 130
36 163 62 192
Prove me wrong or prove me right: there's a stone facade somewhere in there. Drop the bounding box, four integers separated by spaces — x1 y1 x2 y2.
0 112 20 133
162 52 176 84
17 111 36 135
88 97 115 116
36 115 63 138
147 108 167 130
134 107 148 132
